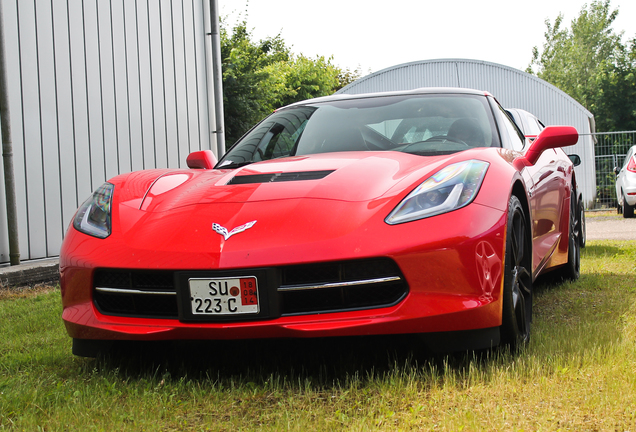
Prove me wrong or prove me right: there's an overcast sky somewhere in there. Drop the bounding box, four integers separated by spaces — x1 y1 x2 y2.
219 0 636 75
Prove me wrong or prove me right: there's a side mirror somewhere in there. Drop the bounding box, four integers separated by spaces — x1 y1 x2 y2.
614 166 620 176
523 126 578 166
568 154 581 167
186 150 217 170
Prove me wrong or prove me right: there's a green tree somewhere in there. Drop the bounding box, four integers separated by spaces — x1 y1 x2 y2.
261 55 341 111
527 0 636 131
335 66 364 92
220 21 290 145
221 21 360 146
592 37 636 131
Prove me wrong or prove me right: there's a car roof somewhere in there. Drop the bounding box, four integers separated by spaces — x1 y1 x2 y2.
280 87 492 110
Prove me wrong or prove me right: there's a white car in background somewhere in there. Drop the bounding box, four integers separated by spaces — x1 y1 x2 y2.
615 145 636 218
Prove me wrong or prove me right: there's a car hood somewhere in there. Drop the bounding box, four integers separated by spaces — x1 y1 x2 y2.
106 149 503 264
127 151 456 213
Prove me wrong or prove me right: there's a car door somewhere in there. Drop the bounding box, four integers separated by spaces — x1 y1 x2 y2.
494 104 567 274
526 148 569 272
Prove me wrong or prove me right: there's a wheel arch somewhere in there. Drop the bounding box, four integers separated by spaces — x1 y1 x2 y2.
571 169 583 207
510 178 534 275
510 179 530 222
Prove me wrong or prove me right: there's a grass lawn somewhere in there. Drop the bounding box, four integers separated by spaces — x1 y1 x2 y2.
1 240 635 431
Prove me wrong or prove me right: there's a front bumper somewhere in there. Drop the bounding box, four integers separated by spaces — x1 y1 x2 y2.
61 202 507 341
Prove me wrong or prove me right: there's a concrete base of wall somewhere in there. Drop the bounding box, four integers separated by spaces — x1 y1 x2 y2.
0 258 60 287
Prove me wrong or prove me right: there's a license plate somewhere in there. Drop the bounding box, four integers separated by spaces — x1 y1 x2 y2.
188 277 259 315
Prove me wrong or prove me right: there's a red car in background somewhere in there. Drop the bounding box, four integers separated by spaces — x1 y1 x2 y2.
60 88 582 357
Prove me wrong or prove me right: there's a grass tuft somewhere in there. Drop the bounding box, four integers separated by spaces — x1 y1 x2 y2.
1 241 635 430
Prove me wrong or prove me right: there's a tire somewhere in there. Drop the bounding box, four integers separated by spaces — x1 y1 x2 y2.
556 189 581 281
500 196 533 348
622 192 635 218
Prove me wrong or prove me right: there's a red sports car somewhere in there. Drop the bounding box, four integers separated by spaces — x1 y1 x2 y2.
60 88 583 357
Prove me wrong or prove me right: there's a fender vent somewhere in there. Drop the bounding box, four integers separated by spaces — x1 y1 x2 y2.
227 170 334 185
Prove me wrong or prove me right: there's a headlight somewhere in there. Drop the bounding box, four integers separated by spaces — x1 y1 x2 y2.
73 183 114 238
386 160 489 224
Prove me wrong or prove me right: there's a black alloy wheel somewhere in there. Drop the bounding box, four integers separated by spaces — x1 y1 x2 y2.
501 196 533 348
557 188 581 281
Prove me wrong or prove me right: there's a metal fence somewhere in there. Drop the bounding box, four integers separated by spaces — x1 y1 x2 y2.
588 131 636 209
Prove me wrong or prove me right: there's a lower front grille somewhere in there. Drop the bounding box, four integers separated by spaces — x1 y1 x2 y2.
93 270 178 318
92 259 408 319
278 259 407 315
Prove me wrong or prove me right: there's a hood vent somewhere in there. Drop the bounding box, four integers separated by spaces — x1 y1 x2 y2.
227 170 335 185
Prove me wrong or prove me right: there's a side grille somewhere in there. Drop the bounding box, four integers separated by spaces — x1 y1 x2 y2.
278 259 408 315
227 170 334 185
93 270 178 318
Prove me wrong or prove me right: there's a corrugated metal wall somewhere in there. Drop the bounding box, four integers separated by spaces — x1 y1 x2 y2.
338 59 597 207
0 0 213 264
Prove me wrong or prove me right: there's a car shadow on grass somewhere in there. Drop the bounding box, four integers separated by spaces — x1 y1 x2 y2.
88 334 510 387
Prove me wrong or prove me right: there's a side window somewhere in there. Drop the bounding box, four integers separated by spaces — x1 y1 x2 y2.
494 105 525 151
218 106 316 167
537 118 546 130
253 121 307 161
526 118 544 136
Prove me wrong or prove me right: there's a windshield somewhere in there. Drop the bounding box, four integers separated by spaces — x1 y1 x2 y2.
218 93 499 168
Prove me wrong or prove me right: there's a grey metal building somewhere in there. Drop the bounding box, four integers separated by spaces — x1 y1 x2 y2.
337 58 596 207
0 0 219 264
